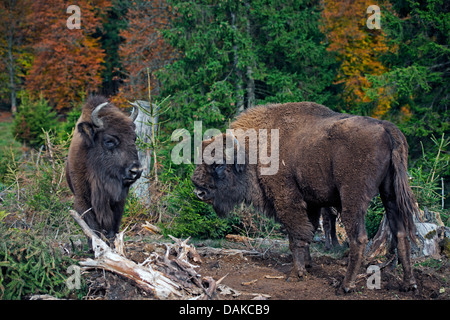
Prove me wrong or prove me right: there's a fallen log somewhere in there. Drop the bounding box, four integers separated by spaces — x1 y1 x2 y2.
196 246 262 257
142 221 162 234
69 210 217 299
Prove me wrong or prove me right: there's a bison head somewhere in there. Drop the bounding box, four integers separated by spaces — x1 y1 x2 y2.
191 133 247 216
77 99 143 197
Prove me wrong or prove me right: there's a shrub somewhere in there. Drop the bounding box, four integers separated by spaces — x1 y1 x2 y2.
0 227 85 299
0 130 86 299
229 204 282 240
410 134 449 213
365 196 385 239
57 104 82 142
12 96 58 148
0 120 22 184
160 166 230 239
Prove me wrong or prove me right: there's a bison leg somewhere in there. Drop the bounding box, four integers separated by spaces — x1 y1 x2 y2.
270 180 317 281
287 235 311 281
328 211 340 248
74 199 102 250
322 208 340 250
283 205 319 282
110 199 126 240
341 205 368 293
380 192 417 291
322 211 332 251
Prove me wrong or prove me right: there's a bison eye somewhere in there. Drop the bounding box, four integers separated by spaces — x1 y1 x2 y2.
103 135 119 150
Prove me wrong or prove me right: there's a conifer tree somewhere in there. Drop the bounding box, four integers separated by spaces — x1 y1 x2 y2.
159 0 337 130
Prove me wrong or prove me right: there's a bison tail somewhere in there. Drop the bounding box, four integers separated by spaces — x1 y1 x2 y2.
384 122 417 242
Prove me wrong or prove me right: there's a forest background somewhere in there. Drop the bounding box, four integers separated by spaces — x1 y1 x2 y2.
0 0 449 298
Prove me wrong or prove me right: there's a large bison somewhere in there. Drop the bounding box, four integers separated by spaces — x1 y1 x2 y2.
66 96 143 244
192 102 417 292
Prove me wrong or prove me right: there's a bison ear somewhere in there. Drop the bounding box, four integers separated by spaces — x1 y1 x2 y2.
78 122 96 147
234 162 245 174
213 163 226 179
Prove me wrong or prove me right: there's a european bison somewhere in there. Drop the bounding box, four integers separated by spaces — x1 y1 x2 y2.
66 96 142 244
192 102 417 292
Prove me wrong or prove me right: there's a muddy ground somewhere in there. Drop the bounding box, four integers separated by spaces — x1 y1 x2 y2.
83 236 449 300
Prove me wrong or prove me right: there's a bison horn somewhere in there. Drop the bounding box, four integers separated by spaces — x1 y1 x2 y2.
129 105 139 122
229 131 240 151
91 102 109 128
225 132 240 162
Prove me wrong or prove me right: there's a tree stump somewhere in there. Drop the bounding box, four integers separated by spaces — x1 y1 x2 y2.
130 100 158 205
366 207 449 259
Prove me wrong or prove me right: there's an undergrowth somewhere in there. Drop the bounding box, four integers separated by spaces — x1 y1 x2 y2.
0 131 84 299
0 226 86 299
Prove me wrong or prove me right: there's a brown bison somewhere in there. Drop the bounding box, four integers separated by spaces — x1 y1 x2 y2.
192 102 417 292
66 96 143 244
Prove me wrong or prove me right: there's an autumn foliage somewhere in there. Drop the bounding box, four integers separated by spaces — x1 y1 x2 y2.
25 0 110 111
320 0 394 117
117 0 174 103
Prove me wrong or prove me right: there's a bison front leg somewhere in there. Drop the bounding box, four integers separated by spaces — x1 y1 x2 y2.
287 234 312 281
281 206 316 282
270 181 316 281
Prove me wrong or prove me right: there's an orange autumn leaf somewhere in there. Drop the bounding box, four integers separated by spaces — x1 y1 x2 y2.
25 0 111 111
116 0 175 101
320 0 396 117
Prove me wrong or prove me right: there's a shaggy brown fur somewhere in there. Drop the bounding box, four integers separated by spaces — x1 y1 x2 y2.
66 96 142 243
192 102 417 292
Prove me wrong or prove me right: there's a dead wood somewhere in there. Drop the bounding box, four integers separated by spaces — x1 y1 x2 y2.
69 209 218 299
142 221 162 234
366 217 392 259
366 208 450 260
196 246 262 257
225 234 288 251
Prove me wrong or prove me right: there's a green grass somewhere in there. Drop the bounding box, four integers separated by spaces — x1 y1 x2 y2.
0 120 21 150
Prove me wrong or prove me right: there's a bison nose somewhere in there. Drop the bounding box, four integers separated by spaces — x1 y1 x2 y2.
194 188 209 200
127 163 143 181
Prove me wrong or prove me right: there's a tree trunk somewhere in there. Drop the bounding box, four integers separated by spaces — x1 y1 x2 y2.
7 13 17 114
231 10 244 113
246 65 255 109
130 100 158 205
244 1 255 109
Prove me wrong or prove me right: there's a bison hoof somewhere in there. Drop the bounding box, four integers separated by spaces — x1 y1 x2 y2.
340 281 356 294
342 286 354 294
400 280 417 292
286 268 307 282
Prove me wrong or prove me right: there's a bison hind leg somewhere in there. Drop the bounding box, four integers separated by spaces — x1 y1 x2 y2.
339 202 369 293
380 180 417 291
322 207 340 251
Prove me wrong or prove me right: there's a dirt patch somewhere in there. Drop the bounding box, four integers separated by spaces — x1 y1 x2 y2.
196 249 448 300
82 238 450 300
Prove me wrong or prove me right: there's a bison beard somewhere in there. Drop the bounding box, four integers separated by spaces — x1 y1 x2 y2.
66 95 142 245
192 102 418 293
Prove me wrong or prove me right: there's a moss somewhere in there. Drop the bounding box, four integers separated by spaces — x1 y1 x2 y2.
425 229 437 240
440 237 450 258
